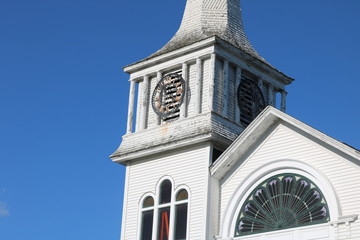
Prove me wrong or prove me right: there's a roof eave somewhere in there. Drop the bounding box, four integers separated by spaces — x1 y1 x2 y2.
210 106 360 180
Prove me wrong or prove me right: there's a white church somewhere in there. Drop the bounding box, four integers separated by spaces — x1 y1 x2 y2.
111 0 360 239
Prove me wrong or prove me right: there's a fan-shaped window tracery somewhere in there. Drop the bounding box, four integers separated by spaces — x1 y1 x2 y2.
234 174 329 237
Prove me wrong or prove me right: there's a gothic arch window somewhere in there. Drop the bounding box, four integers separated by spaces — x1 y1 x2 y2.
158 180 172 240
234 173 329 237
139 179 189 240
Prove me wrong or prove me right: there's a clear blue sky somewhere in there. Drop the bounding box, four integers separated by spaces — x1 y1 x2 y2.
0 1 359 239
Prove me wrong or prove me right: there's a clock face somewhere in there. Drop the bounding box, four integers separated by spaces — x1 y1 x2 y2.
151 73 186 121
237 77 266 126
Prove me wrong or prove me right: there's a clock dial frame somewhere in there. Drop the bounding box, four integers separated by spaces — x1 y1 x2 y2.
151 73 186 121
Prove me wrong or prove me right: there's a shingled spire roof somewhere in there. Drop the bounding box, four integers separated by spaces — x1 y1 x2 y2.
150 0 266 63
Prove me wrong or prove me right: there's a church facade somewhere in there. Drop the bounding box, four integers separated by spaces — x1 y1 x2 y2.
111 1 360 239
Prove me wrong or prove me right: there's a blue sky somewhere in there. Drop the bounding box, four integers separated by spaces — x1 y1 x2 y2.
0 1 359 239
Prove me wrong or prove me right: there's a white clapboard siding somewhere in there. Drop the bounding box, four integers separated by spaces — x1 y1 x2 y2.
122 143 211 240
209 177 220 238
220 123 360 239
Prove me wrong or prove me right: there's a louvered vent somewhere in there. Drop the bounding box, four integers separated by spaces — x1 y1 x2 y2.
151 72 185 123
237 77 266 126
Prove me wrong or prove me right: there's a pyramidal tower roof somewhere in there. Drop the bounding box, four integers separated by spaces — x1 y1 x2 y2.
150 0 266 63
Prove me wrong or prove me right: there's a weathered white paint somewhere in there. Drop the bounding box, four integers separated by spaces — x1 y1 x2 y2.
235 67 242 123
221 60 229 117
181 62 188 119
208 53 216 112
126 80 136 134
226 64 236 122
156 71 162 125
195 58 202 114
214 41 291 88
201 58 210 114
140 75 149 130
213 58 224 115
146 76 158 130
126 44 214 80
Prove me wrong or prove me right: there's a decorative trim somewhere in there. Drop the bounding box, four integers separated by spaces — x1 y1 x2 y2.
234 173 330 236
219 159 341 238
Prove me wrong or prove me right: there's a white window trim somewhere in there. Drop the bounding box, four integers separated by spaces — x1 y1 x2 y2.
138 192 156 240
219 159 341 239
137 176 190 240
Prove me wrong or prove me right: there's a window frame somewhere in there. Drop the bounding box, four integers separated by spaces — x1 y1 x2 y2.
139 193 156 240
138 177 190 240
219 160 340 239
234 173 330 237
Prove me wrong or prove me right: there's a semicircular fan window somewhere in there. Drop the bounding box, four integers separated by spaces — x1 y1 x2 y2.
234 174 329 237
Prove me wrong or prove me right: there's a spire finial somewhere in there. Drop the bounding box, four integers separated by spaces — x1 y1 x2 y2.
152 0 265 62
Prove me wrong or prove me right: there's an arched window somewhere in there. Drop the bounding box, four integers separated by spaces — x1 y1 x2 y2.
174 189 188 240
158 180 172 240
234 173 329 237
139 180 189 240
140 196 154 240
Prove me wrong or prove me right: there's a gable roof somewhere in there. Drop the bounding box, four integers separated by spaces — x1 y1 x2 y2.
210 106 360 180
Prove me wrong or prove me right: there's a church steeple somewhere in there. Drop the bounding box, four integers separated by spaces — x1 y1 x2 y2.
152 0 265 63
111 0 293 163
113 1 295 239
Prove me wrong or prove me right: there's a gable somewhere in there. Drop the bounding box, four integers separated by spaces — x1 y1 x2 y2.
216 121 360 238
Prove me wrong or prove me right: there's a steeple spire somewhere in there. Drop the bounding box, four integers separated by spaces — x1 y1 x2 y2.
152 0 265 62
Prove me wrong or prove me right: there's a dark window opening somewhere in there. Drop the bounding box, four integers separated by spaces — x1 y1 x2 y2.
212 148 224 163
237 76 265 127
160 180 172 204
174 204 188 240
141 210 153 240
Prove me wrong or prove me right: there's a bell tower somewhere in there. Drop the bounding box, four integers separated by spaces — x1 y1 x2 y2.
111 0 293 239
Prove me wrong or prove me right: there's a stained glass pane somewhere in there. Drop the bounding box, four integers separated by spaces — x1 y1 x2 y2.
157 207 170 240
160 180 172 204
234 174 329 237
143 196 154 208
176 189 188 201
